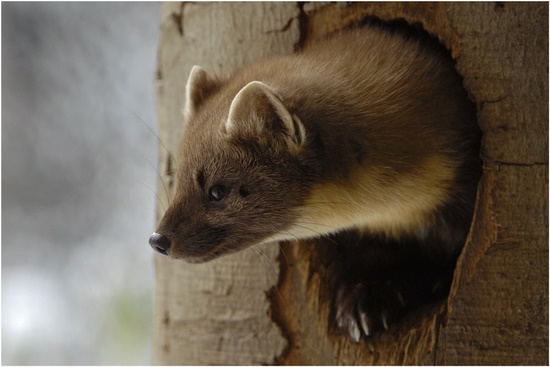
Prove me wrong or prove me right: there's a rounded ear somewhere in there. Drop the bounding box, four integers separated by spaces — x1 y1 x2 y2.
225 81 306 153
183 65 221 118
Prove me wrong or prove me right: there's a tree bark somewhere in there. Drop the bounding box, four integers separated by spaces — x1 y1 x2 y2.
153 2 548 365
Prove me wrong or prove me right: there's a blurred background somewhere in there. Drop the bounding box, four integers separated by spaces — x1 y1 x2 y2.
2 3 160 364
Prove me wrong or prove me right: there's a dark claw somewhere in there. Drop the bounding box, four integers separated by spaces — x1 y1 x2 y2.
334 280 409 341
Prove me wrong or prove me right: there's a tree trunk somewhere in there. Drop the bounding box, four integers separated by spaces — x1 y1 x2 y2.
153 2 548 365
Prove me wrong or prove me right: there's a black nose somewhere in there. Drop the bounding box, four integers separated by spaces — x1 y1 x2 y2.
149 232 171 256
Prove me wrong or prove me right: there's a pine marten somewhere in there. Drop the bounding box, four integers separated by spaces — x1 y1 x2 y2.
149 24 481 341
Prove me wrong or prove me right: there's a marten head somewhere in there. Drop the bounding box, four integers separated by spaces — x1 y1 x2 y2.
149 66 312 262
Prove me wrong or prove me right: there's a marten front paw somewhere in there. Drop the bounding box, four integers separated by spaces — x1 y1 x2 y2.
335 280 407 342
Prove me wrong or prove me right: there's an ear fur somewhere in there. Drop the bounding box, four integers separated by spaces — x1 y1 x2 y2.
226 81 306 153
183 65 219 118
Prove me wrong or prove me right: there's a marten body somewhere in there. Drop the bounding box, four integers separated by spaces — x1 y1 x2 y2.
150 25 481 341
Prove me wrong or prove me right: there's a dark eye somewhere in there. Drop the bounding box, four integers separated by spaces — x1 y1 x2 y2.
208 185 228 202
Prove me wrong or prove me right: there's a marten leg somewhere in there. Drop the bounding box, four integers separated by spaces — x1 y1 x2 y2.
332 231 457 341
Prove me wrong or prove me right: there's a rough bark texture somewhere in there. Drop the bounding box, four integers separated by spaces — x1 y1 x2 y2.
153 2 548 365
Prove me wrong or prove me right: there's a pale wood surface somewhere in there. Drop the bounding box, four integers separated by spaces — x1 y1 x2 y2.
153 3 300 365
154 2 548 364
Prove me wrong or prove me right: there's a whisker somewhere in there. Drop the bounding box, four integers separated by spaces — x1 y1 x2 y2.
281 228 299 242
303 201 350 205
293 220 339 231
278 243 290 267
322 235 341 247
124 104 177 166
277 229 324 267
301 240 324 266
139 152 173 205
290 223 341 247
288 223 333 242
252 245 277 274
136 179 167 213
251 245 287 307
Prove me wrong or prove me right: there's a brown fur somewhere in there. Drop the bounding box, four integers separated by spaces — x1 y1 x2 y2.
154 26 480 266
